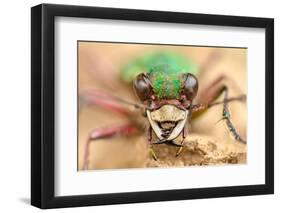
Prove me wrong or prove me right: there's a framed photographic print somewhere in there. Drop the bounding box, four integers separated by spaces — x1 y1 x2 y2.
31 3 274 209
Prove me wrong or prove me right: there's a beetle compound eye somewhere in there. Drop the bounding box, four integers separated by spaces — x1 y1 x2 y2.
182 73 198 100
134 73 153 101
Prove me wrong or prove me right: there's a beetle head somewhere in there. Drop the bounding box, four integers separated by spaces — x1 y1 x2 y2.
134 72 198 141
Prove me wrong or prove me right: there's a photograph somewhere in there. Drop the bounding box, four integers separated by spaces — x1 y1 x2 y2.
30 3 274 209
78 42 247 171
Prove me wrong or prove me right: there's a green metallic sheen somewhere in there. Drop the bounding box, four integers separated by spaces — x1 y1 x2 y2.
121 51 199 99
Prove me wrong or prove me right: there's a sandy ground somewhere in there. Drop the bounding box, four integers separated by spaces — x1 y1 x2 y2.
78 42 247 170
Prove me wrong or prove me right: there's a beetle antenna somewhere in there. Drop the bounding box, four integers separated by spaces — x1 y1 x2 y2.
80 89 147 111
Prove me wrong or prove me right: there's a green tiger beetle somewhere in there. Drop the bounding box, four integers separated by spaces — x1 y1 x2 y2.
80 51 247 170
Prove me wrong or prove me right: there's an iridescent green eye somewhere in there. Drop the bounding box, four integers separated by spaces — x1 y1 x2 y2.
182 73 198 100
134 73 153 101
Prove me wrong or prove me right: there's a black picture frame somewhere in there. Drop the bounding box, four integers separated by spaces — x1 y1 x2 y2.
31 3 274 209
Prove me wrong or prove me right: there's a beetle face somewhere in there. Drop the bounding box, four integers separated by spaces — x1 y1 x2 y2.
134 72 198 141
146 105 188 141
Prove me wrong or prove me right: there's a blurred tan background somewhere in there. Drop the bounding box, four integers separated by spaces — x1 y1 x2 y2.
78 42 247 171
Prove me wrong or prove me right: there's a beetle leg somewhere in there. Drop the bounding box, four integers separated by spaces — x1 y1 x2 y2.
79 89 145 115
175 127 186 157
221 88 246 144
199 49 223 75
197 75 244 104
191 74 246 115
147 126 158 161
83 123 138 170
191 75 247 144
